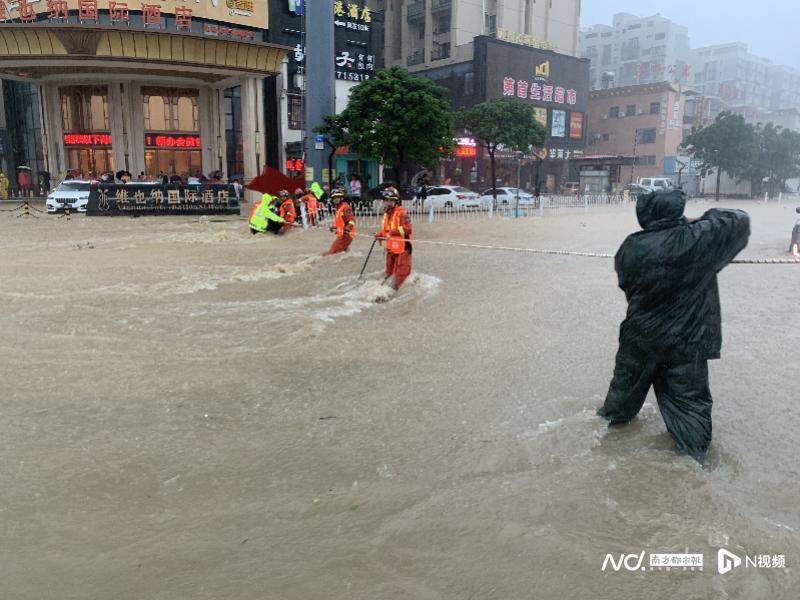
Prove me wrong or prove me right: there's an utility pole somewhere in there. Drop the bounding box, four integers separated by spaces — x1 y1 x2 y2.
303 1 335 187
630 128 639 185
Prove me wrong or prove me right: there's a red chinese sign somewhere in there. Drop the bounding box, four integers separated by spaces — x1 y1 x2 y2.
64 133 112 146
145 134 201 148
285 158 305 172
455 147 477 158
503 77 577 106
569 112 584 140
203 23 257 41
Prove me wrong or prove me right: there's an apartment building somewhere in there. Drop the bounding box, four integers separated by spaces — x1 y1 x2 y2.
371 0 581 71
586 82 685 182
579 12 690 91
690 43 771 111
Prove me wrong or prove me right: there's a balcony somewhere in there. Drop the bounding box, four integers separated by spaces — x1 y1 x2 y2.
431 42 450 61
407 50 425 66
431 0 451 12
406 0 425 21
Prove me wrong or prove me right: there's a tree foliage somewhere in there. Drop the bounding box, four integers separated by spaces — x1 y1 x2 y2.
458 98 548 203
315 66 454 184
683 111 756 200
742 123 800 196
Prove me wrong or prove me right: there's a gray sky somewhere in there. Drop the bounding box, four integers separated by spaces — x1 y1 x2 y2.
581 0 799 69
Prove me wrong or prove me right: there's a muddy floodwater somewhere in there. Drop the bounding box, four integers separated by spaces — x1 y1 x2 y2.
1 200 798 599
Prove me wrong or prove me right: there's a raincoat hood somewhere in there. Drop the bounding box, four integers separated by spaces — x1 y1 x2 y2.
636 190 687 230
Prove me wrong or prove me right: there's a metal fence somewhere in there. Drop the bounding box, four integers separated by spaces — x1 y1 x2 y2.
310 194 630 229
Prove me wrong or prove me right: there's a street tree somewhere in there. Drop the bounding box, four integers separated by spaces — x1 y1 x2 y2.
683 111 756 201
315 66 454 187
459 98 547 207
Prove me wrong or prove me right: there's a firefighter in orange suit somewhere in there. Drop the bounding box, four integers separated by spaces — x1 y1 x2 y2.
278 190 296 233
376 186 413 289
326 188 356 254
298 187 319 227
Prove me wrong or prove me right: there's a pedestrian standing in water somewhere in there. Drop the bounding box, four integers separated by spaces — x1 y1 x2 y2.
597 190 750 462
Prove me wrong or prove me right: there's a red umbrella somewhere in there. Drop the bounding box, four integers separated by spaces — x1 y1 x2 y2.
246 165 305 196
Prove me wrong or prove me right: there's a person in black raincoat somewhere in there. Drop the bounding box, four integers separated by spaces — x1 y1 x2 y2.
597 190 750 462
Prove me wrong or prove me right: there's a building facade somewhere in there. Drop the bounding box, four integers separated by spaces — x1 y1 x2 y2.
586 82 685 184
690 43 771 111
373 0 580 74
579 12 690 91
424 35 589 192
0 2 288 199
266 0 384 189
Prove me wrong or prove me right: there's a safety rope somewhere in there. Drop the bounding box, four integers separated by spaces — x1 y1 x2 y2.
351 232 800 265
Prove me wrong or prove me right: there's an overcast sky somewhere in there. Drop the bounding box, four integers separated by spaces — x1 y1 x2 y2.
581 0 799 69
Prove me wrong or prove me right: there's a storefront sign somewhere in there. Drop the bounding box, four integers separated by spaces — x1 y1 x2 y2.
333 1 371 31
203 24 257 41
455 147 477 158
64 133 112 147
503 78 577 106
533 107 547 128
551 110 566 138
11 0 267 29
569 112 584 140
145 134 201 148
495 28 553 51
86 184 239 215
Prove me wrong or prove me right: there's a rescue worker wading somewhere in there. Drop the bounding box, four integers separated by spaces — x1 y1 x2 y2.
278 190 296 234
298 188 319 227
249 193 285 235
376 186 413 289
326 188 356 254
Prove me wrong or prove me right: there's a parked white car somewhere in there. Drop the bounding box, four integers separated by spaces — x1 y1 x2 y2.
423 185 481 209
46 180 92 213
637 177 674 193
480 187 534 205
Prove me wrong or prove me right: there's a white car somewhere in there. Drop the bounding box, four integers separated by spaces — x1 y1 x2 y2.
637 177 674 193
46 180 92 213
480 187 534 205
423 185 481 209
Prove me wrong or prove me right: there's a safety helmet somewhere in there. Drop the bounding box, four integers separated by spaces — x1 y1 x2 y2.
294 188 303 195
279 189 289 198
381 186 400 202
330 188 347 202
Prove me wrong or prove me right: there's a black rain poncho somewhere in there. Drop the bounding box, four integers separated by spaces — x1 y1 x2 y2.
598 190 750 461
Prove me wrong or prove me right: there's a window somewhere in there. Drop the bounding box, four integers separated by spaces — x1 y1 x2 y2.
224 86 243 179
288 94 303 130
609 106 620 118
60 85 110 131
636 155 657 165
650 102 661 114
142 88 199 132
463 71 474 95
602 133 610 141
626 104 636 116
638 128 657 143
655 32 666 40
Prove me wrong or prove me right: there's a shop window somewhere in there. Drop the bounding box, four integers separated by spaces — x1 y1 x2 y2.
224 86 244 179
141 87 200 177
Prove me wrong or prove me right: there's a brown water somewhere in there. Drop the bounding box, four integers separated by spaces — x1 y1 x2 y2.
0 201 797 599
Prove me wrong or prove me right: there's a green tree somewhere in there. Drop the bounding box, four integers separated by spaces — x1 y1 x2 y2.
458 98 547 207
683 111 756 201
315 66 454 186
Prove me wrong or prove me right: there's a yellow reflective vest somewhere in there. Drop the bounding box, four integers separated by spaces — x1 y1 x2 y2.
249 194 284 232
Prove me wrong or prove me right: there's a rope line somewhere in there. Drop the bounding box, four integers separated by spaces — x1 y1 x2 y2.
351 232 800 265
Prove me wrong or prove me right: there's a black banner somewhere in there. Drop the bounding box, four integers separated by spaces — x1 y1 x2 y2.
86 184 240 216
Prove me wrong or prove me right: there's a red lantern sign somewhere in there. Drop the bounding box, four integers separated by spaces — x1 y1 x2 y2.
285 158 305 172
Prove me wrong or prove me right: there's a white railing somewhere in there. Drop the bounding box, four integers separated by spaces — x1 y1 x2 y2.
312 194 630 229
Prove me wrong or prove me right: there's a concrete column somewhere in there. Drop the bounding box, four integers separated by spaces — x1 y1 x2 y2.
40 82 65 178
241 76 265 202
198 86 216 176
207 86 227 177
108 82 126 174
125 83 146 177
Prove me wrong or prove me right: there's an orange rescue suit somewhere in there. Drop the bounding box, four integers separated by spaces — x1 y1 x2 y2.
279 197 296 233
378 205 413 288
327 201 356 254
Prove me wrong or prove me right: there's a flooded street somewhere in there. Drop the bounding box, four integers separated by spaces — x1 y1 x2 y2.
1 200 798 599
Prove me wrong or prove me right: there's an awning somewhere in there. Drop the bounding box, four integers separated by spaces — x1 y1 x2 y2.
0 24 289 82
